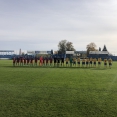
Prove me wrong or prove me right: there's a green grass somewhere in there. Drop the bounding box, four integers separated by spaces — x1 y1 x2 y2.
0 60 117 117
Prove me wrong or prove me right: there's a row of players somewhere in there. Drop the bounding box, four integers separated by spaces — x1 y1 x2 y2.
13 57 112 68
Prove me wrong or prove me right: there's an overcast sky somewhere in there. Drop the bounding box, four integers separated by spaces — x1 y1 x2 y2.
0 0 117 55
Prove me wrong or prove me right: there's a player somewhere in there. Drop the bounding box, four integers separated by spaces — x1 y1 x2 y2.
30 57 33 66
24 57 26 65
108 58 112 69
39 56 43 66
82 58 85 67
57 58 60 67
93 58 97 67
77 57 80 67
104 58 107 68
27 57 30 66
98 58 101 67
61 57 64 67
20 57 23 66
89 58 93 67
45 57 49 66
19 57 21 66
73 58 76 67
34 57 38 66
65 58 69 67
16 57 20 66
86 58 89 68
42 57 45 66
54 57 57 67
13 57 16 66
70 57 73 67
49 57 53 67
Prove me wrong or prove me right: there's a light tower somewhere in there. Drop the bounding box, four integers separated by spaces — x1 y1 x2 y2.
19 48 21 55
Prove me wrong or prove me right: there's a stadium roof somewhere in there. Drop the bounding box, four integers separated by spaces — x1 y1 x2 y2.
0 50 14 52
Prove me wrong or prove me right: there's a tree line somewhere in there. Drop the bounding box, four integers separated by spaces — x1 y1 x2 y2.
58 39 97 55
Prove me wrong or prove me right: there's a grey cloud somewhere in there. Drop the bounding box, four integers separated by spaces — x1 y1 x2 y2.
0 0 117 54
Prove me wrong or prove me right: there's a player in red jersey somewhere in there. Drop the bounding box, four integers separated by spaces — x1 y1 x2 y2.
19 57 21 66
39 56 43 66
49 57 53 67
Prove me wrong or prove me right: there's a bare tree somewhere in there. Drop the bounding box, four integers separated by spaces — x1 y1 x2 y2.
66 42 75 51
58 40 67 54
86 42 97 56
58 40 75 54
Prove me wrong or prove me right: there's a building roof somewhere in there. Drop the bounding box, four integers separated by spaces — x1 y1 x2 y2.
75 51 87 54
89 51 109 54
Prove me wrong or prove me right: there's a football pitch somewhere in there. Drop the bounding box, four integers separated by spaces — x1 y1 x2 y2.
0 60 117 117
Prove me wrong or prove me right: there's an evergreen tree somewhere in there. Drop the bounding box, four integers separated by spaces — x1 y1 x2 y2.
102 45 107 51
